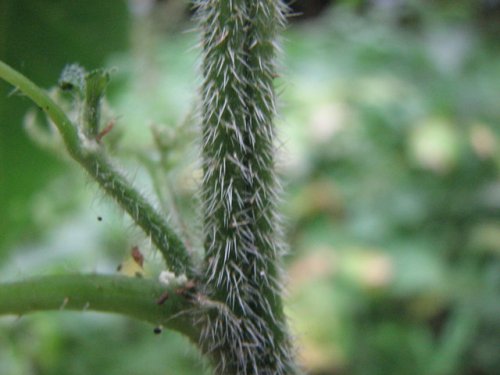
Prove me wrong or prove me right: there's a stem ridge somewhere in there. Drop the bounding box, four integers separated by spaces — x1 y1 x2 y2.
0 60 193 277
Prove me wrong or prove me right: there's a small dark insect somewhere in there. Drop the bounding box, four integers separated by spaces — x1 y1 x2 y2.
156 291 170 305
97 216 103 221
153 326 163 335
116 264 123 272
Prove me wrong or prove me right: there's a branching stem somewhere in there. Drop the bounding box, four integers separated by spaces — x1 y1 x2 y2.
0 60 193 277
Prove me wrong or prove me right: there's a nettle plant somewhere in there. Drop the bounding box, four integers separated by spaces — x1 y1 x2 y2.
0 1 299 374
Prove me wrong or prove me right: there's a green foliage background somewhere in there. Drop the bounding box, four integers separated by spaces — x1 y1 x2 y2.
0 1 499 374
0 0 129 259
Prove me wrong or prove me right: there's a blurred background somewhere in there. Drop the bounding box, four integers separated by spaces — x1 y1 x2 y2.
1 0 499 374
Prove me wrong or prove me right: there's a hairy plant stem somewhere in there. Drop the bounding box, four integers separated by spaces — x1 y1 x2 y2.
0 1 298 370
0 274 199 340
0 60 193 277
198 1 296 374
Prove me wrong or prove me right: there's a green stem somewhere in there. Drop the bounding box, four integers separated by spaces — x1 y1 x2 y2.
0 60 193 277
0 274 199 341
198 0 296 373
142 155 198 258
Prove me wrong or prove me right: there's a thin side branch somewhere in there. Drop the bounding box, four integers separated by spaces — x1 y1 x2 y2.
0 274 199 341
0 60 193 277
